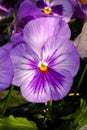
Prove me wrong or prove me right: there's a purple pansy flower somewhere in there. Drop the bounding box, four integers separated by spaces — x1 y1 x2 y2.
10 17 80 103
36 0 73 21
70 0 86 19
0 47 13 91
15 0 73 31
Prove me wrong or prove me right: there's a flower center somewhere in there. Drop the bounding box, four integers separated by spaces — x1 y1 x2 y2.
43 7 52 15
38 61 48 72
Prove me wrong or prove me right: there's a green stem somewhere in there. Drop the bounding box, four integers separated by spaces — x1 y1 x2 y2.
2 85 14 115
75 64 87 94
47 100 52 117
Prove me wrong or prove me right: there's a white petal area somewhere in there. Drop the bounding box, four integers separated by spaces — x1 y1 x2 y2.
43 0 51 6
10 44 39 86
42 35 80 77
23 17 70 56
50 0 73 22
20 69 73 103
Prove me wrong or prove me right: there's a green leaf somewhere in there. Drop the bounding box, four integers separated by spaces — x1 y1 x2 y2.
0 89 28 110
0 115 38 130
74 106 87 130
34 114 44 119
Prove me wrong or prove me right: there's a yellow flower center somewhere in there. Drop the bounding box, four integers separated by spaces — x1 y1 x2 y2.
38 61 48 72
43 7 52 15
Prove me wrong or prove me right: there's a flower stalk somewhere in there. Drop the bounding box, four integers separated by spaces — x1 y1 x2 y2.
74 63 87 94
2 85 14 115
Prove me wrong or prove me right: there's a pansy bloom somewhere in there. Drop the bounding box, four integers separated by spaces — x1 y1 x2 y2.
70 0 86 19
36 0 73 21
10 17 80 103
15 0 74 31
0 47 13 91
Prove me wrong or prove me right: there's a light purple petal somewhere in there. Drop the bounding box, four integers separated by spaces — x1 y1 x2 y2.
16 0 46 31
11 32 24 45
10 43 39 86
50 0 73 22
42 35 80 77
0 48 13 91
20 68 73 103
23 17 71 56
17 0 43 22
2 42 13 52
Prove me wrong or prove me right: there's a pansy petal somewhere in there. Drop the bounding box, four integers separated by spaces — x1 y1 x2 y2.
70 0 86 19
17 0 43 22
50 0 73 22
10 43 39 86
21 68 73 102
36 0 47 8
2 32 24 52
2 42 13 52
81 4 87 15
16 0 47 31
23 17 71 55
51 5 63 15
74 20 87 58
0 48 13 91
11 32 24 45
42 35 80 77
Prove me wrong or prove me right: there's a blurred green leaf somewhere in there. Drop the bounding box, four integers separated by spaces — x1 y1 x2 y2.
74 106 87 130
34 114 44 119
0 115 38 130
0 89 27 108
60 105 87 130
